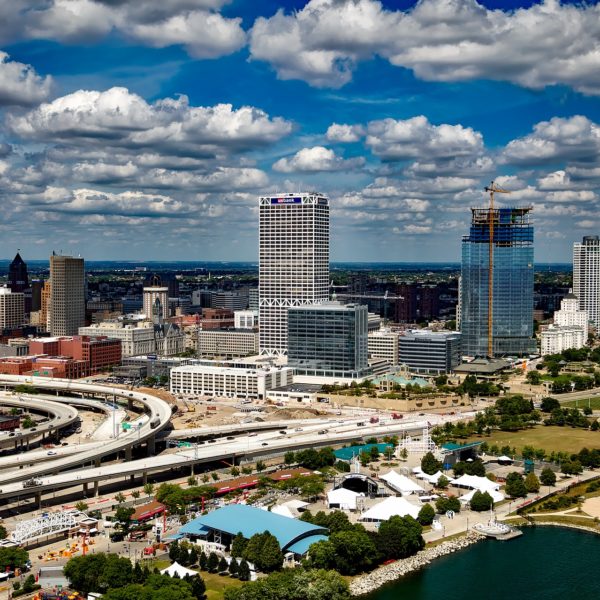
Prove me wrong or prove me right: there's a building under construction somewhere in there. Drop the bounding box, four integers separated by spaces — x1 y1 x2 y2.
460 206 536 357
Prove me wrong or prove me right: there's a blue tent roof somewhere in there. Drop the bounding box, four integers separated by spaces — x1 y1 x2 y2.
334 443 393 462
286 534 328 556
179 504 328 553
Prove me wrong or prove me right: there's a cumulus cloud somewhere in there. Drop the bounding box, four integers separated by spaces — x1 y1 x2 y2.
0 0 245 59
272 146 365 173
0 52 53 106
326 123 364 143
365 116 484 161
8 87 293 157
503 116 600 166
249 0 600 95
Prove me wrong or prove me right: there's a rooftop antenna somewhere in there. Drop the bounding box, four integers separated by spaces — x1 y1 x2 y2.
484 181 511 358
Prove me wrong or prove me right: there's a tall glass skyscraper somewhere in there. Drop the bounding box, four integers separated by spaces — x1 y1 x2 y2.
461 207 535 357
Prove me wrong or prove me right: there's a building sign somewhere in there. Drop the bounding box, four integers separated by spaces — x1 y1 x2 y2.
270 197 302 204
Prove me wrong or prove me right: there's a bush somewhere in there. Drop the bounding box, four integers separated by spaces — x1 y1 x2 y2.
421 452 442 475
417 503 435 526
540 468 557 487
470 491 493 512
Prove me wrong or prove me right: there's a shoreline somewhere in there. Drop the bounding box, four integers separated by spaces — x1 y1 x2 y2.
523 519 600 536
349 531 486 597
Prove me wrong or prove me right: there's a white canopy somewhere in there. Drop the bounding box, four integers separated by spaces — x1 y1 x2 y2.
422 471 453 485
497 455 513 462
361 496 421 522
161 562 198 578
380 471 426 495
452 474 500 492
271 505 296 519
459 488 505 504
412 466 423 475
282 499 309 511
327 487 362 510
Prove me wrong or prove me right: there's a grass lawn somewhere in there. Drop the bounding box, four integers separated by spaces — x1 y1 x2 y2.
466 425 600 454
562 397 600 410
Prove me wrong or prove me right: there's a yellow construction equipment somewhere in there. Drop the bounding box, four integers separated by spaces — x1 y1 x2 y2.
484 181 511 358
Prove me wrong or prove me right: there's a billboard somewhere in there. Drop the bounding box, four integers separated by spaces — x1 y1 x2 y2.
270 197 302 204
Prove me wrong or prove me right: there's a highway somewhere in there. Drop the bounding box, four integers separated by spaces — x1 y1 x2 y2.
0 412 472 502
0 375 172 482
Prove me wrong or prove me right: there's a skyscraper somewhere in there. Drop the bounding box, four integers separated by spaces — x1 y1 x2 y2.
461 207 535 357
0 286 24 328
259 192 329 355
573 236 600 327
8 252 29 293
49 254 85 336
143 286 169 321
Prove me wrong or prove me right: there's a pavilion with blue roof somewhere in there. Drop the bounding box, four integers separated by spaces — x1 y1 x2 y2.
179 504 328 556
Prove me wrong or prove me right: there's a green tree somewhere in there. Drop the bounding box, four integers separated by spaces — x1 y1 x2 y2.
417 503 435 526
169 541 181 563
114 506 135 530
525 472 540 493
75 501 89 513
0 547 28 572
327 528 376 575
378 516 424 560
231 532 247 558
143 482 155 498
190 575 206 600
256 460 266 472
436 475 449 489
229 558 239 577
470 491 493 511
505 472 527 498
421 451 442 475
237 560 251 582
218 556 228 573
199 552 207 571
284 451 296 465
207 552 219 573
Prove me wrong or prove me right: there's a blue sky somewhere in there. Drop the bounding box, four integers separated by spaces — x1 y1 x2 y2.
0 0 598 262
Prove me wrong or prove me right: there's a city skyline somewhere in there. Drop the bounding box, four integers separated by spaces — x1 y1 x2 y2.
0 1 598 262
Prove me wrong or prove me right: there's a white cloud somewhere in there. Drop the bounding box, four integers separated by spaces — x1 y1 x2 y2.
326 123 364 143
272 146 365 173
366 116 483 161
503 116 600 166
8 87 293 156
0 52 53 106
249 0 600 95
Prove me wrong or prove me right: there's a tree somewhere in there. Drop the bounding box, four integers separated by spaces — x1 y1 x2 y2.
377 516 424 560
526 371 541 385
505 473 527 498
114 506 135 530
244 532 283 573
470 491 493 512
114 492 126 504
169 541 181 563
75 501 89 513
400 448 408 461
143 482 155 498
0 547 28 572
131 490 141 500
284 451 296 465
525 472 540 493
230 466 240 477
327 528 376 575
435 496 460 514
199 551 207 571
64 554 133 596
229 558 239 577
190 575 206 600
421 451 442 475
237 560 251 582
188 476 198 487
417 503 435 526
541 397 560 412
218 556 228 574
189 546 198 567
0 525 6 540
561 460 583 475
436 475 449 490
231 532 247 558
256 460 266 472
207 552 219 573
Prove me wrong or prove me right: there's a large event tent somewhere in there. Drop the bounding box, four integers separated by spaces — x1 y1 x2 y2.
451 474 500 493
360 496 421 522
380 471 426 495
459 488 505 504
161 562 198 578
327 487 362 510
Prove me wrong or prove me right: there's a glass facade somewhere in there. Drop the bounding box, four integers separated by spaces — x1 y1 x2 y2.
287 303 369 378
461 207 536 357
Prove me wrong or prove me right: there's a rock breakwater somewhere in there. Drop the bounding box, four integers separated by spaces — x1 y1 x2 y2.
350 532 486 596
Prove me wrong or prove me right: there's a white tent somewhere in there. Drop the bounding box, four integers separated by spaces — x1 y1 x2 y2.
451 474 500 493
459 488 505 504
271 505 296 519
361 496 421 522
161 562 198 578
497 455 513 463
412 466 423 475
282 499 310 511
327 487 362 510
421 471 453 485
380 471 426 495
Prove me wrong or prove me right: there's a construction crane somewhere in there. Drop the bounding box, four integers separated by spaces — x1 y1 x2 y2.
484 180 511 358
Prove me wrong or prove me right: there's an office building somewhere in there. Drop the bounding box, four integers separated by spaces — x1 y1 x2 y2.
48 254 85 336
259 192 329 355
540 325 585 356
197 329 259 358
287 302 369 378
143 286 169 321
399 330 462 374
8 252 29 293
234 310 258 329
0 287 24 329
573 236 600 327
460 207 535 357
170 364 293 399
368 330 400 365
553 292 588 341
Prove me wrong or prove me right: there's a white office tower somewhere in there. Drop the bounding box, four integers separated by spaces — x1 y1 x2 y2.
0 286 24 328
259 192 330 355
573 236 600 327
49 254 85 336
554 292 588 341
143 286 169 321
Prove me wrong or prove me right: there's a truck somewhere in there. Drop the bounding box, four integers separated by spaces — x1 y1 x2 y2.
391 413 403 420
22 478 42 488
369 416 379 424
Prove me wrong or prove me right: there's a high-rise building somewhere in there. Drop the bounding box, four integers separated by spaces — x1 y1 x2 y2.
287 302 369 378
460 207 535 357
399 330 462 374
259 192 329 355
49 254 85 336
143 286 169 321
0 287 24 328
554 292 588 340
8 252 29 293
573 236 600 327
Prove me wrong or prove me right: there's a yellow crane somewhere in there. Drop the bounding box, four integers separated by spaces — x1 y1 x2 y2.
484 181 511 358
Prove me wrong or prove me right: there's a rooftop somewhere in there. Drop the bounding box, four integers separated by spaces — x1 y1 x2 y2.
334 443 394 462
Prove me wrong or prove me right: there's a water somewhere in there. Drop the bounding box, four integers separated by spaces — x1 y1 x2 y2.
368 528 599 600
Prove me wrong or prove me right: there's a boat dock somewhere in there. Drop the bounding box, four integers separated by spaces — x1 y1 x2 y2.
473 520 523 541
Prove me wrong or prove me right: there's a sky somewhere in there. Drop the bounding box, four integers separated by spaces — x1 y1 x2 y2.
0 0 599 263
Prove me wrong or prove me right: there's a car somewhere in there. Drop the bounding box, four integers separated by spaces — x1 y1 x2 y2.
318 430 327 435
61 442 69 446
279 430 287 434
248 432 258 437
47 451 57 456
226 436 235 440
30 428 37 432
295 427 303 432
208 439 216 443
261 442 269 446
418 413 425 416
